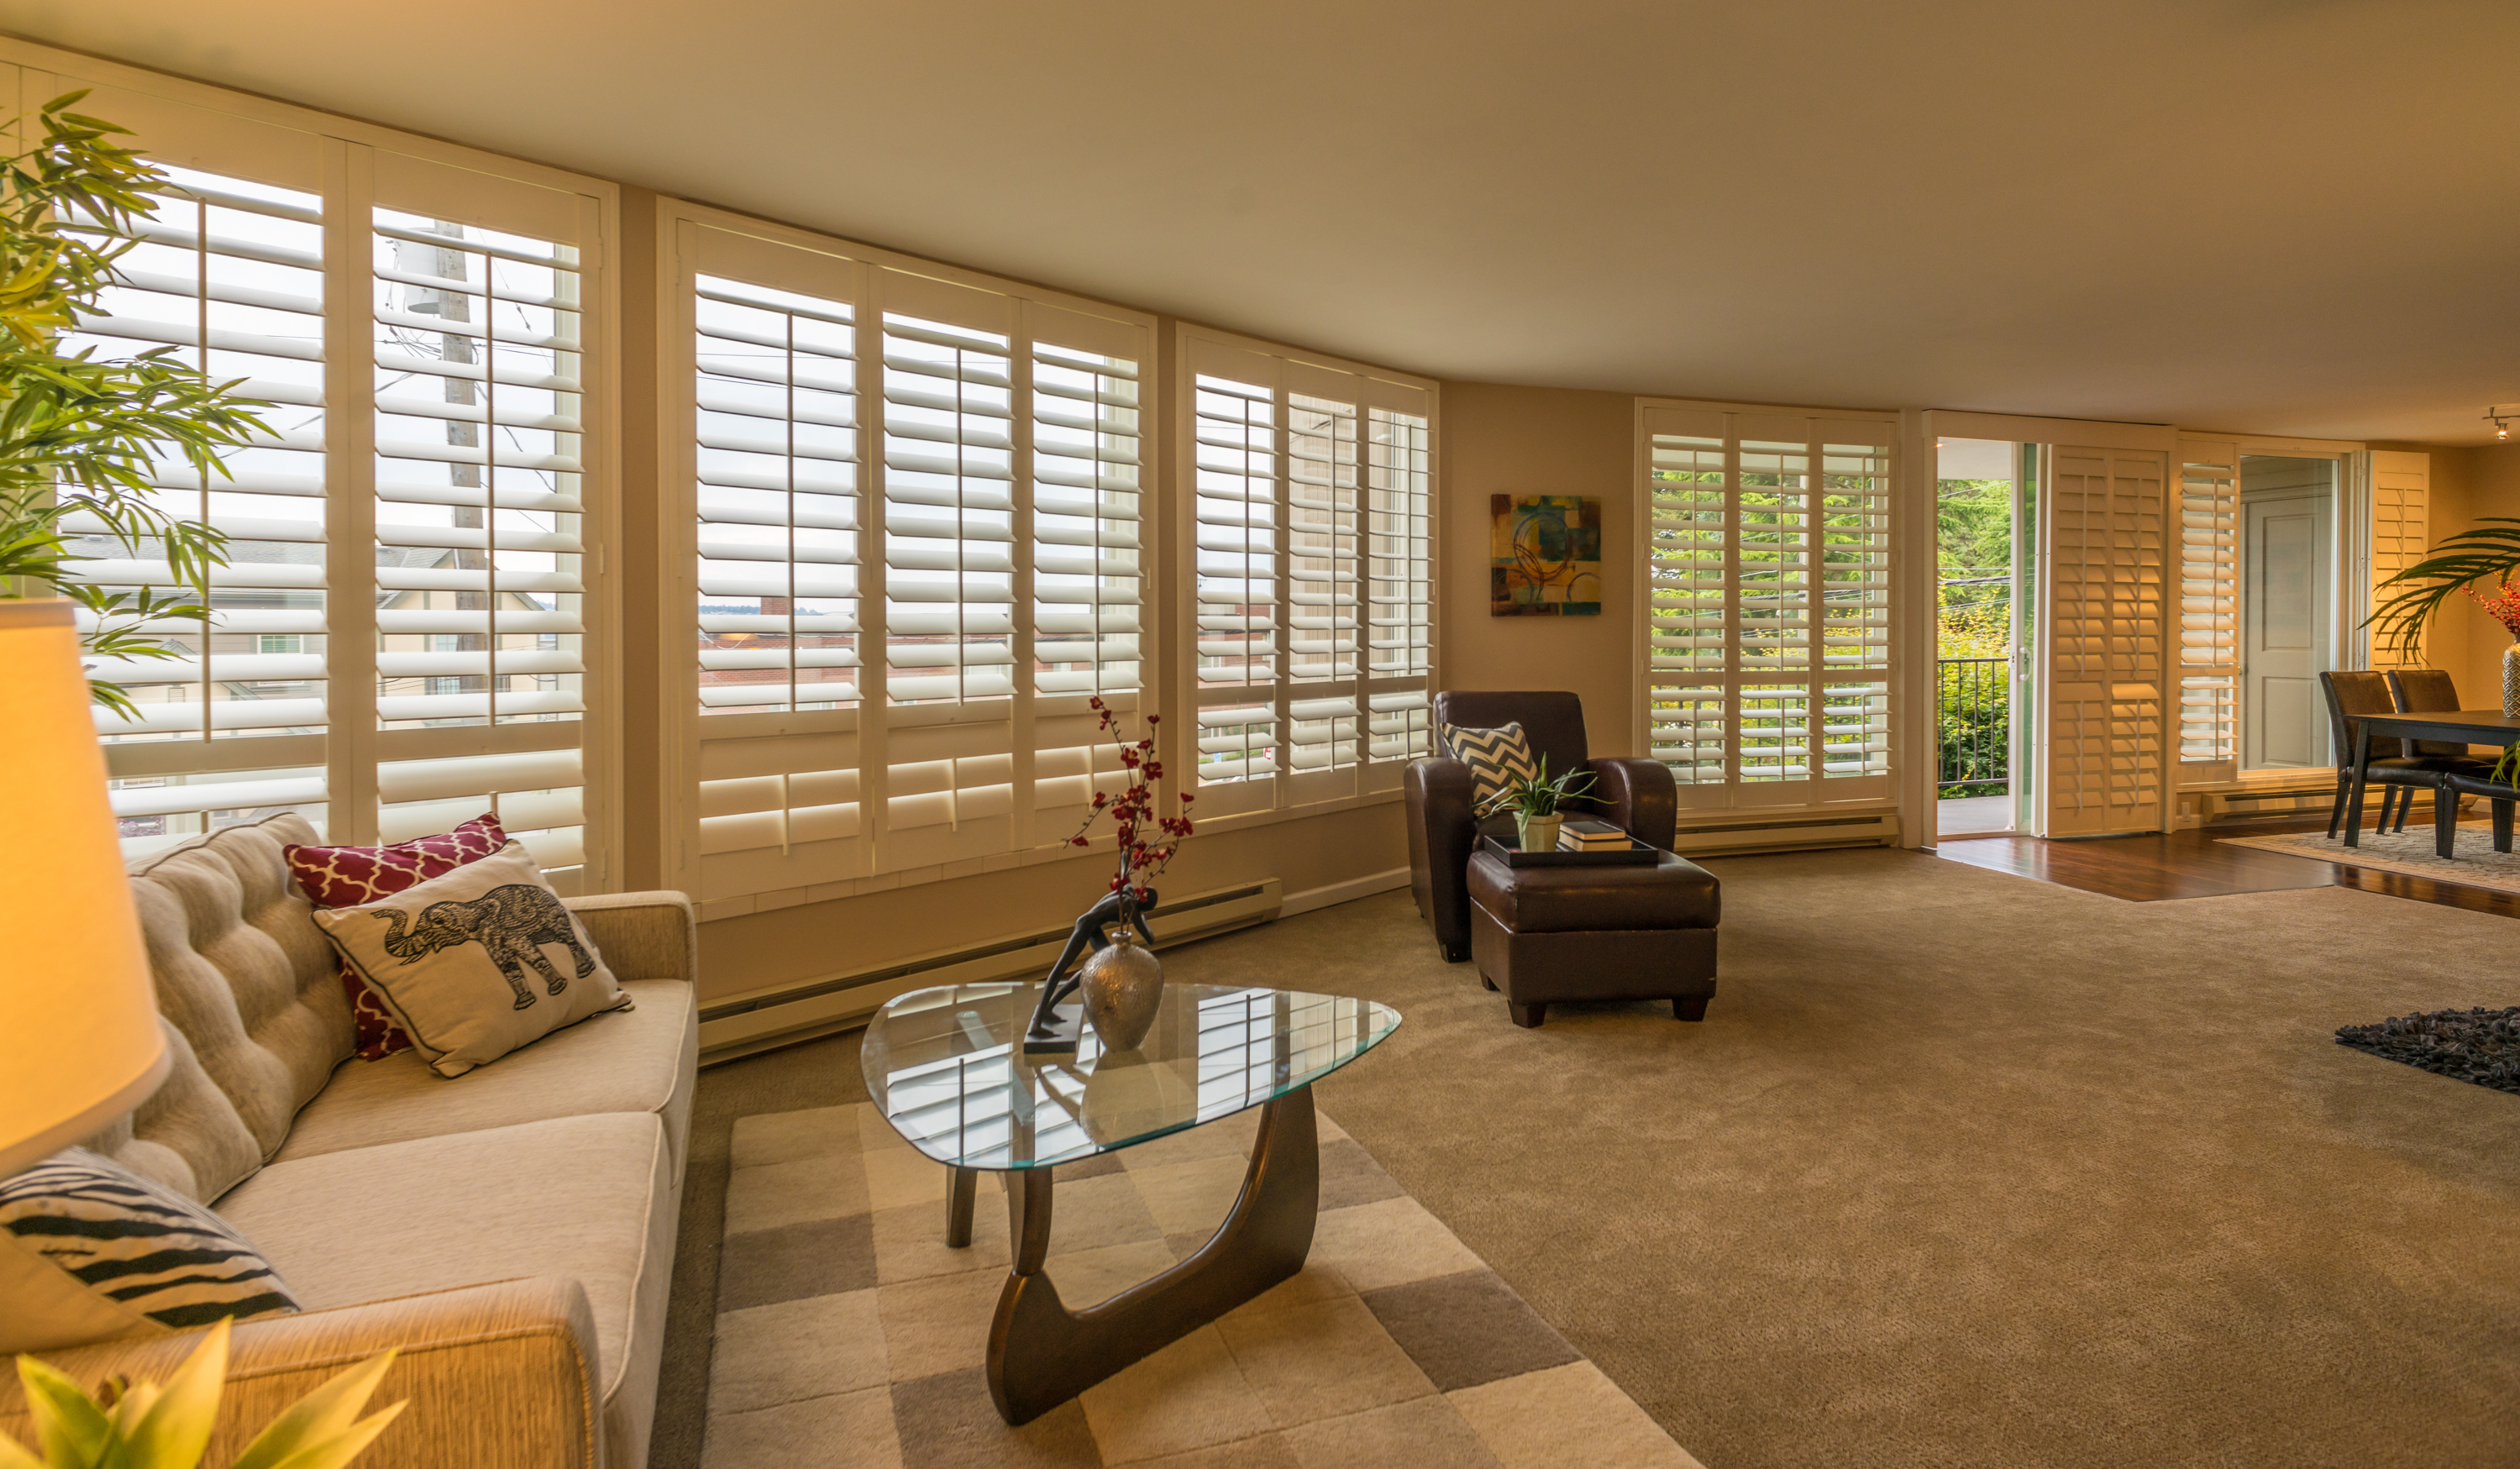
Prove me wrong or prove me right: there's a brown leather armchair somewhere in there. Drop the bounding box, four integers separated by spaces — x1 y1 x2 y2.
1404 690 1677 963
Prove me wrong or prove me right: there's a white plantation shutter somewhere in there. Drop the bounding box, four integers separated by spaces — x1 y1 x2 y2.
74 165 333 839
1365 407 1432 762
368 180 594 886
1181 333 1435 821
2176 440 2239 766
1639 405 1894 806
57 82 616 879
2042 447 2169 836
670 218 1153 911
2368 449 2430 670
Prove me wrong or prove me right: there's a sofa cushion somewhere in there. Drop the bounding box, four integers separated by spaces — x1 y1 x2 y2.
123 815 352 1181
81 1019 262 1204
213 1112 675 1469
285 812 509 1061
311 843 633 1078
274 980 696 1173
0 1148 298 1354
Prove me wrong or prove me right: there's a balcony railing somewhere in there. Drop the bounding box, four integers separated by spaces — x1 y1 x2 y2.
1937 656 2009 796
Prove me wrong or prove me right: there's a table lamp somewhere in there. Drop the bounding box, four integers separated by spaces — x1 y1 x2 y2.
0 600 167 1180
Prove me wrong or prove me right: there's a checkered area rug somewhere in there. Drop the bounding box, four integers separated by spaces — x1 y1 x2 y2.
701 1101 1702 1468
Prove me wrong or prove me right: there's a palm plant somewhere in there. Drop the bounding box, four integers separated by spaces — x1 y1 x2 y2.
0 92 270 717
2368 518 2520 664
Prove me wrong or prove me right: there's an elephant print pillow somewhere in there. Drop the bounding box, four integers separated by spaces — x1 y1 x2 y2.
310 842 633 1078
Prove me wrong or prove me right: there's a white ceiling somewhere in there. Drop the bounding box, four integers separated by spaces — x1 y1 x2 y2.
13 0 2517 442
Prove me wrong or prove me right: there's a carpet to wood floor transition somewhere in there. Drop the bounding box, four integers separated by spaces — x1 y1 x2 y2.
653 847 2520 1469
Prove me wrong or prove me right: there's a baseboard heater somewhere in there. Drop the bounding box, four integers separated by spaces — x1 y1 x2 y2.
2202 788 2337 820
1667 811 1899 858
696 877 1284 1065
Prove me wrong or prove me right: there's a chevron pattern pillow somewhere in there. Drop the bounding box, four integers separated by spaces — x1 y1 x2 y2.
0 1149 298 1354
1440 720 1539 807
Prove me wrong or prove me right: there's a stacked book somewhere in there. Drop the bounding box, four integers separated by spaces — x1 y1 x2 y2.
1557 819 1632 853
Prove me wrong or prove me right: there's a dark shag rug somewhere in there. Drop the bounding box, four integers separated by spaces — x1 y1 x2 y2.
2336 1006 2520 1094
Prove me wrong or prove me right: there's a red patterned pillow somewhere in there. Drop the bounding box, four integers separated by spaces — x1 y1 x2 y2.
286 814 507 1060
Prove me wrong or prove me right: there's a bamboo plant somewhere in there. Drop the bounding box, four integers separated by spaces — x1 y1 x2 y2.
0 91 270 717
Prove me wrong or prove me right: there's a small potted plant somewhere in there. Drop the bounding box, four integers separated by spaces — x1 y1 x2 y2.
1480 756 1595 853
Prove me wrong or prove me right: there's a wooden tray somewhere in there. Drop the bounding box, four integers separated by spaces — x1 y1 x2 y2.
1481 834 1661 867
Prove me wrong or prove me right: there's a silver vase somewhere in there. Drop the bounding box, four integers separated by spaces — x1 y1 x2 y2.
2503 643 2519 718
1079 929 1163 1052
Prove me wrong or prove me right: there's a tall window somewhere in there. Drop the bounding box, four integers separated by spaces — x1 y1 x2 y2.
1183 333 1435 821
57 85 614 889
678 220 1147 914
1640 405 1893 806
2176 442 2238 765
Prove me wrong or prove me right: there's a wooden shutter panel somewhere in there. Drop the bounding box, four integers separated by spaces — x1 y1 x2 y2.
2175 440 2238 769
2042 447 2168 836
370 179 593 885
2369 449 2429 671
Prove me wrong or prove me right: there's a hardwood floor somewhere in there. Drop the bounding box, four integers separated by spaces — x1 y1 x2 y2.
1933 816 2520 917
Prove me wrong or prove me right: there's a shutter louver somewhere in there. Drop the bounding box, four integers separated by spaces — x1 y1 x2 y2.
1192 374 1282 795
1641 407 1895 803
371 208 591 883
881 312 1015 706
1027 336 1143 830
2369 450 2429 672
696 275 860 715
76 165 332 847
1285 393 1359 774
2176 443 2239 763
1365 407 1431 766
2044 447 2167 837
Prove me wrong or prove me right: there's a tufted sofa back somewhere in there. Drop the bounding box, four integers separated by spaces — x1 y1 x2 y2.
81 814 353 1203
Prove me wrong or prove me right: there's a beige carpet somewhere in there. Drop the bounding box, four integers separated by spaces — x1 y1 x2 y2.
2223 821 2520 892
695 1101 1697 1467
656 847 2520 1468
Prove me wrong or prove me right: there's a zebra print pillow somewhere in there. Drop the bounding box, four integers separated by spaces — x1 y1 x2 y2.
0 1149 297 1353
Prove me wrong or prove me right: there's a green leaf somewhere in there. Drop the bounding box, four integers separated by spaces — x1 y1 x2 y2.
117 1318 228 1469
15 1355 113 1467
0 1430 45 1469
253 1404 406 1469
225 1351 396 1469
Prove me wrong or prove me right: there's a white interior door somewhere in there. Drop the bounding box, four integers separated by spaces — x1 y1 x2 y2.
2240 489 2333 769
2040 446 2170 836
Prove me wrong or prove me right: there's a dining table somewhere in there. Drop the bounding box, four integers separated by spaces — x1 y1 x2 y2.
2344 708 2520 854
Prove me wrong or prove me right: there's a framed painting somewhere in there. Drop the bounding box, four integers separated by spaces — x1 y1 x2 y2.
1490 494 1603 616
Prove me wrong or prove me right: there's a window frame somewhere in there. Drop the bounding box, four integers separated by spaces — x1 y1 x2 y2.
656 201 1160 921
2 39 624 891
1171 325 1440 834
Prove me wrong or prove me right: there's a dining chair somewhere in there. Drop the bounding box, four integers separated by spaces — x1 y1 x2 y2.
2320 671 2462 840
2397 667 2520 854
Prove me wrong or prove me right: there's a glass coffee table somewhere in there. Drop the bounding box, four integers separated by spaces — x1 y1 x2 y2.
863 979 1400 1424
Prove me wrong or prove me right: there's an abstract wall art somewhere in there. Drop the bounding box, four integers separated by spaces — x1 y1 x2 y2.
1489 494 1603 616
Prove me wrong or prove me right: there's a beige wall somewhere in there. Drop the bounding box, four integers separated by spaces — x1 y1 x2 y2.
2419 441 2520 704
698 802 1406 1003
1436 383 1641 754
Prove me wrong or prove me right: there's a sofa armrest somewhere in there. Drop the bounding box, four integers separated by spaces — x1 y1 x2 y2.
1404 757 1480 961
567 890 696 983
0 1278 599 1469
1587 757 1677 851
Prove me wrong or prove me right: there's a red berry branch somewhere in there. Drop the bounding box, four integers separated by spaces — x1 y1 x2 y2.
2468 576 2520 640
1067 695 1196 900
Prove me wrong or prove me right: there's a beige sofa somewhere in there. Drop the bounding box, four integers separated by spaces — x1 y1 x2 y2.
0 814 696 1469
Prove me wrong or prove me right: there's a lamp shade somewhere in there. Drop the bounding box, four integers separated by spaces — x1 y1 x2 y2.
0 601 167 1179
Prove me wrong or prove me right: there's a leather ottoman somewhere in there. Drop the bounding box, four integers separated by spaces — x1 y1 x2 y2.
1465 848 1720 1028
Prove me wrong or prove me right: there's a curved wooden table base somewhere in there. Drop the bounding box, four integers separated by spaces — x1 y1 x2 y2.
947 1085 1320 1425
